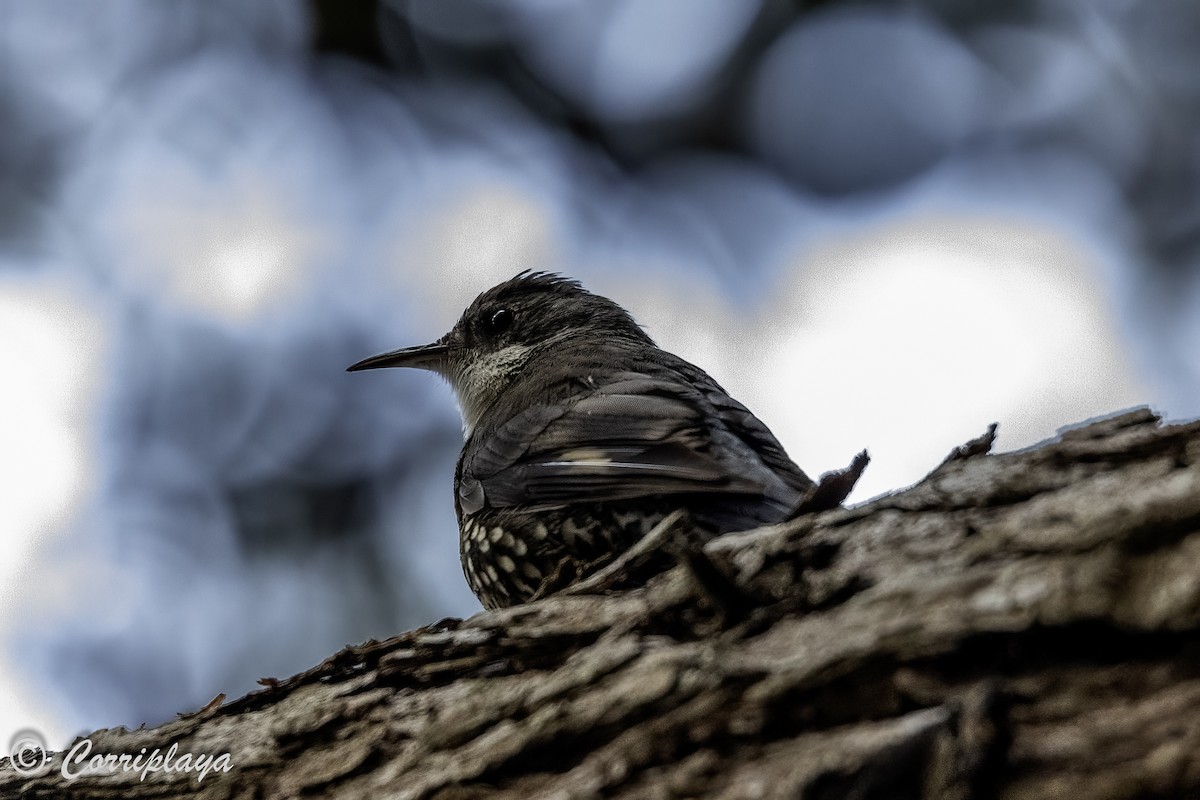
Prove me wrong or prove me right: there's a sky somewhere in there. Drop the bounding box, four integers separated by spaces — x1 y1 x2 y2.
1 0 1197 752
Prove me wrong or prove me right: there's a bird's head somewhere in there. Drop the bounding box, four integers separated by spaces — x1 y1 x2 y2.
348 271 652 434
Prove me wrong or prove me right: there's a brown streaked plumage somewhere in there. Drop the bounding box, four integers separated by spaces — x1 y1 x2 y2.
348 272 813 609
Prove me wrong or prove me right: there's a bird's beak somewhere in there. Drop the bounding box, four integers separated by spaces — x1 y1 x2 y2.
346 338 450 373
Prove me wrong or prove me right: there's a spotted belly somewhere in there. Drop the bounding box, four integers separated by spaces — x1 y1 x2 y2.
459 504 668 609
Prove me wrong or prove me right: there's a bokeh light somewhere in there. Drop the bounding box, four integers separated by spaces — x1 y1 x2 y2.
0 0 1196 751
0 275 108 748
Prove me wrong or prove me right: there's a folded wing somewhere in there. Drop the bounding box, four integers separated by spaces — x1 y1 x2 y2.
459 376 807 517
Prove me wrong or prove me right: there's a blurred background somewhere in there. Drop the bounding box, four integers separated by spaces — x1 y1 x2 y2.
1 0 1197 750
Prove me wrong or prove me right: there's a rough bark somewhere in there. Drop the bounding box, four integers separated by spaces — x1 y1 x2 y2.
4 408 1200 800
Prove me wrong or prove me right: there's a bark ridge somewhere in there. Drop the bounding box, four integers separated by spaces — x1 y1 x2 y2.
4 408 1199 799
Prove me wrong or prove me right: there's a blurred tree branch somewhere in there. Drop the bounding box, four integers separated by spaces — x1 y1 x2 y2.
311 0 387 64
4 408 1200 799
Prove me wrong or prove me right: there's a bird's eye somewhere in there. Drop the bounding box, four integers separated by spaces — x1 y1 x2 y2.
483 307 513 336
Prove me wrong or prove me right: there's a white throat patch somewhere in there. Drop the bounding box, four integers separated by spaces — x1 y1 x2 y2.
450 344 534 436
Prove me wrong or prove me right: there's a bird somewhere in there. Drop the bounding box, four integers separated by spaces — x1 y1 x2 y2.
347 271 814 609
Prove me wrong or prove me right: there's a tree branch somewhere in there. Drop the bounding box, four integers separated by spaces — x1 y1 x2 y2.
5 408 1199 799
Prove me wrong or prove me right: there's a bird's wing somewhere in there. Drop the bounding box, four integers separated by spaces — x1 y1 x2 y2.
459 376 801 514
701 386 814 496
